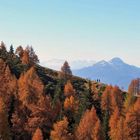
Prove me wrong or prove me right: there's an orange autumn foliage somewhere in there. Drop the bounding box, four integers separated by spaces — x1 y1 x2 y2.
22 50 30 65
18 67 44 107
50 117 73 140
111 86 124 112
0 97 11 140
0 41 6 51
0 59 6 74
32 128 43 140
125 98 140 140
109 107 120 140
76 108 103 140
101 85 113 114
26 95 59 133
101 85 124 115
12 67 60 138
64 81 75 97
21 46 39 65
0 59 17 114
116 117 126 140
0 59 17 96
64 96 78 112
4 66 17 93
128 78 140 96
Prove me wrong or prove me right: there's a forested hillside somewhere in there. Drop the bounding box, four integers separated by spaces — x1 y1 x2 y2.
0 42 139 140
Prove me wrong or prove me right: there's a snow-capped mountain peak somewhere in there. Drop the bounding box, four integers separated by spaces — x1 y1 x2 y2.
73 57 140 90
109 57 124 65
94 60 108 66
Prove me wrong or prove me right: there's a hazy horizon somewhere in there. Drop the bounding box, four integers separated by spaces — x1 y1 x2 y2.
1 0 140 66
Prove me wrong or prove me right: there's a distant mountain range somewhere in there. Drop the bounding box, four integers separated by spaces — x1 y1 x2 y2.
41 58 140 90
73 57 140 90
41 59 96 70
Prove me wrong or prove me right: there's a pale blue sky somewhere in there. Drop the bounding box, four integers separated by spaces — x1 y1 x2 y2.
0 0 140 66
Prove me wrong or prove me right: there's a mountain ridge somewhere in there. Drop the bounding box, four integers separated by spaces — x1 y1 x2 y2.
73 57 140 90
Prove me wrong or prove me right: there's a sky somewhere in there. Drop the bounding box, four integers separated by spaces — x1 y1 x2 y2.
0 0 140 66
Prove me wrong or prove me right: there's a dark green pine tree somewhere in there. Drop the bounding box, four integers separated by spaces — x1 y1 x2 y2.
75 80 94 125
52 80 63 106
51 80 65 121
103 110 110 140
9 45 14 54
79 80 94 110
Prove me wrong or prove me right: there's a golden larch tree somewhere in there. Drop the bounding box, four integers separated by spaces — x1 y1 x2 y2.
64 81 75 97
128 78 140 96
0 41 6 51
60 61 72 79
125 98 140 140
109 107 120 140
0 97 11 140
26 95 59 135
0 60 17 112
64 96 78 113
18 67 44 107
19 46 39 65
21 50 30 65
111 86 124 112
0 59 6 74
101 85 113 114
75 107 102 140
4 65 17 95
116 117 127 140
32 128 43 140
124 79 139 111
92 119 103 140
50 117 73 140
